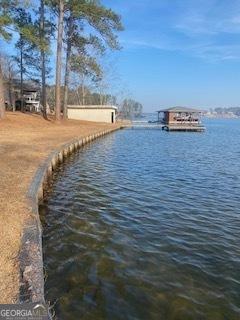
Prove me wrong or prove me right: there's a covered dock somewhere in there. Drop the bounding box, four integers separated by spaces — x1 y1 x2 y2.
157 107 205 132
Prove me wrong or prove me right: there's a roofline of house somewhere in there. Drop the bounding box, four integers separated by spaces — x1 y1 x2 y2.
157 107 203 113
67 105 117 110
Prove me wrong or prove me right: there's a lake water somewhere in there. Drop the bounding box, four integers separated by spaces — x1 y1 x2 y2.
40 119 240 320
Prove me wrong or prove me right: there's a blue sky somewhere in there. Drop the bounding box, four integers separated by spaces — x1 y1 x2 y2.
103 0 240 111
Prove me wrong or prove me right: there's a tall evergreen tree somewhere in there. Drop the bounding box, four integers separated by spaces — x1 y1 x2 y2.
62 10 74 119
13 8 40 111
55 0 64 121
39 0 47 119
33 0 54 119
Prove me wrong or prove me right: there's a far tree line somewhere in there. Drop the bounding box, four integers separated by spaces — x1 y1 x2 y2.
45 84 143 119
0 0 143 121
212 107 240 116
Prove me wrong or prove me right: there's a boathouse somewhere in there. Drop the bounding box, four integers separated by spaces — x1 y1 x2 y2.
157 107 205 132
67 105 117 123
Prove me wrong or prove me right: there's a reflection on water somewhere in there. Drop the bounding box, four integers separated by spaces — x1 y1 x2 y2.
40 120 240 320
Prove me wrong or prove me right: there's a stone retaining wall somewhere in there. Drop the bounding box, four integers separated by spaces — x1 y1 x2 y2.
19 127 121 305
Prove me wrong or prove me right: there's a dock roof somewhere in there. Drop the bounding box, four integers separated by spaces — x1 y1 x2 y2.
157 106 202 113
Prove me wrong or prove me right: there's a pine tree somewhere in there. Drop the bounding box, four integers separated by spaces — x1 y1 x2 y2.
39 0 47 119
45 0 123 120
32 0 54 119
55 0 64 121
13 8 40 111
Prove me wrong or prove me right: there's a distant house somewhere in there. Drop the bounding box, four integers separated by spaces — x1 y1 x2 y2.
157 107 205 132
4 79 41 112
67 105 117 123
22 89 40 112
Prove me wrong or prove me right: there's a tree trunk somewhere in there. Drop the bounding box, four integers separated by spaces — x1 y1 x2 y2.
41 50 47 118
82 85 85 105
20 39 24 112
63 14 74 120
8 78 13 109
76 87 81 105
55 0 64 121
0 64 5 119
80 75 85 105
81 82 85 105
9 69 15 111
100 90 103 105
40 0 47 119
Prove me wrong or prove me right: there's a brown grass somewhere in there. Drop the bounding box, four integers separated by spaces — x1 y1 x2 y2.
0 112 120 303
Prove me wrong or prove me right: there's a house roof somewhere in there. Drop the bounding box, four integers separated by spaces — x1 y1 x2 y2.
67 105 117 110
157 106 202 113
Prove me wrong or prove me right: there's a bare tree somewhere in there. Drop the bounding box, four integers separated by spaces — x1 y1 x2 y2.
0 0 13 119
94 57 120 105
1 54 17 110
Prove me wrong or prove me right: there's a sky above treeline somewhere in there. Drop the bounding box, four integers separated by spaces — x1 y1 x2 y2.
104 0 240 111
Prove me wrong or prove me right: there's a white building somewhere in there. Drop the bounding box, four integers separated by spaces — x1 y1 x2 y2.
23 90 41 112
67 105 117 123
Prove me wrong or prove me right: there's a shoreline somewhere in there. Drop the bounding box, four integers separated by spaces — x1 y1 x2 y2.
20 128 121 304
0 112 122 303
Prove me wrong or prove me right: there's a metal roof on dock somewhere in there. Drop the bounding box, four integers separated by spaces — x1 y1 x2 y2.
157 107 202 113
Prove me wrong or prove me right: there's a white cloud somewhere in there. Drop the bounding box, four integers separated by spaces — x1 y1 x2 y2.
122 37 240 62
120 0 240 61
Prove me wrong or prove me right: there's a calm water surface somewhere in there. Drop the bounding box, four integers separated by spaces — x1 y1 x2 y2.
40 120 240 320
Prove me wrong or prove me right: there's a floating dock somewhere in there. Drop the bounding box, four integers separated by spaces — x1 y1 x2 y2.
162 124 205 132
124 121 206 131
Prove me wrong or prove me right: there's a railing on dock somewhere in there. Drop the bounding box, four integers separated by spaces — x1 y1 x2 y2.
126 121 163 129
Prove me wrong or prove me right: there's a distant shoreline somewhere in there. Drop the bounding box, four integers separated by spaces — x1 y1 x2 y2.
204 115 240 119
